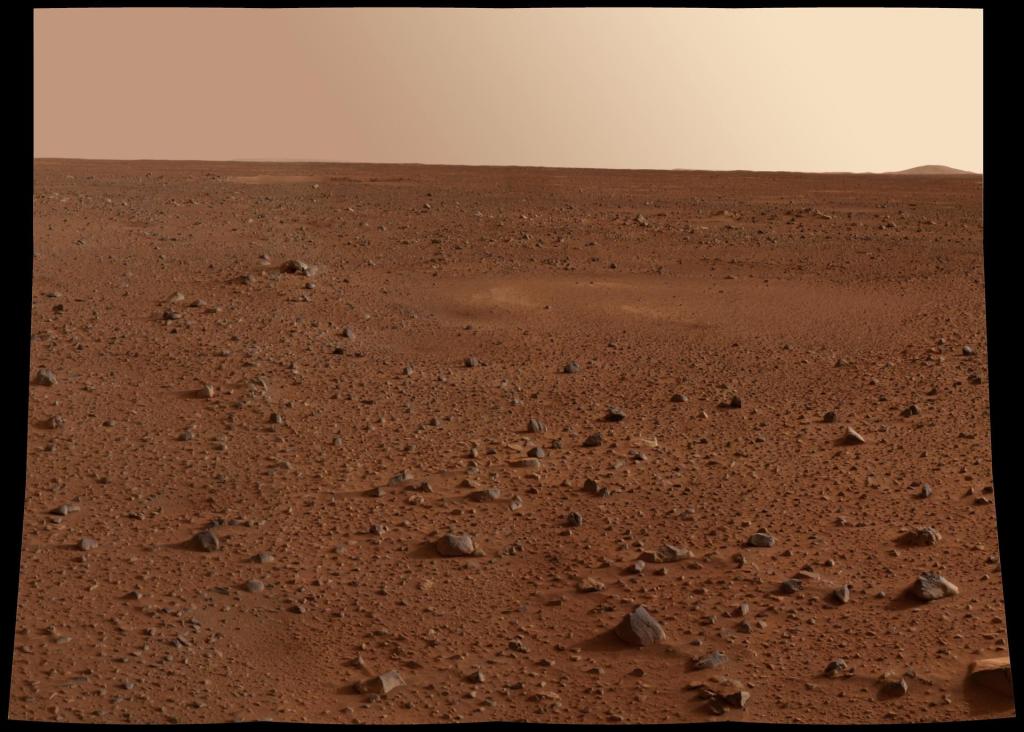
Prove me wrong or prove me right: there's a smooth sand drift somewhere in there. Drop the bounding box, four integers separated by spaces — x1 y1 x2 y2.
16 160 1005 724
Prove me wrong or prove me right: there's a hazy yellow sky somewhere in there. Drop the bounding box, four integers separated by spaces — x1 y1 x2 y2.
34 8 983 173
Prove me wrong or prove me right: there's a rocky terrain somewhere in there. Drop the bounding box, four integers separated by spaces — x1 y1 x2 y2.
13 159 1008 724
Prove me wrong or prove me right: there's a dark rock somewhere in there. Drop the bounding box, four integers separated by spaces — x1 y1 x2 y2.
614 606 666 646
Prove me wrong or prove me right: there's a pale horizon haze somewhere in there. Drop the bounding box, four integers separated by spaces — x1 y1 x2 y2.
34 7 983 173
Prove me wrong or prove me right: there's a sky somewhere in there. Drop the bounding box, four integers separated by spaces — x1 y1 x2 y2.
34 8 983 173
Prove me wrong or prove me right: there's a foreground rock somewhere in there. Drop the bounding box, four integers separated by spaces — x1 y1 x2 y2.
356 671 405 695
911 572 958 600
34 368 57 386
191 529 221 552
614 605 666 646
435 533 477 557
967 657 1012 697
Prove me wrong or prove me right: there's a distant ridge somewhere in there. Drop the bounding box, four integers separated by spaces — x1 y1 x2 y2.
890 165 979 176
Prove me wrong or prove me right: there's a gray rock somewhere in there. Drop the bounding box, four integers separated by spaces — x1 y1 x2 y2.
34 369 57 386
243 579 265 592
747 532 775 548
469 488 501 502
582 432 603 447
693 650 727 670
191 529 220 552
780 578 803 594
911 572 958 600
357 671 405 695
280 260 312 275
435 533 476 557
527 418 545 433
605 407 625 422
825 659 852 678
901 527 941 546
614 606 666 646
563 362 579 374
79 538 98 551
640 545 692 563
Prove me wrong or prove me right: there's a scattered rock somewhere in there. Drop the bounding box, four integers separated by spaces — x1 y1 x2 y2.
605 407 625 422
563 362 579 374
577 577 605 593
78 538 98 551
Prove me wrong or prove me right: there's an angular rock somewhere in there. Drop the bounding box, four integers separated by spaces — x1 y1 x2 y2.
747 532 775 548
468 488 500 502
614 606 666 647
435 533 476 557
901 527 941 547
34 368 57 386
582 432 603 447
640 544 692 563
825 659 852 678
911 572 958 601
191 529 220 552
357 671 405 695
842 427 866 445
967 657 1012 697
280 260 312 275
693 650 727 670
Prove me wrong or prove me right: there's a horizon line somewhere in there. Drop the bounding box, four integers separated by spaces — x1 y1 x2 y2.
33 157 983 176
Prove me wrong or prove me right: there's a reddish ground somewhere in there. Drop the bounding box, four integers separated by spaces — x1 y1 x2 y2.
13 159 1007 724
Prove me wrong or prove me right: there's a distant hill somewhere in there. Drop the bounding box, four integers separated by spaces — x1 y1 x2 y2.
890 165 979 176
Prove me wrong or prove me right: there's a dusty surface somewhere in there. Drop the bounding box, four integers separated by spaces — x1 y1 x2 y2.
14 159 1008 724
